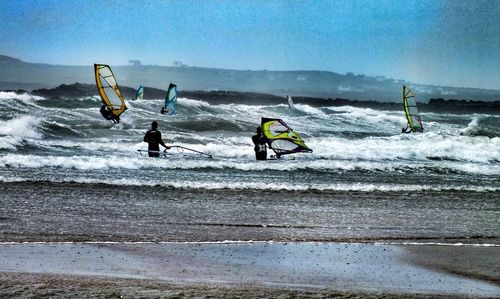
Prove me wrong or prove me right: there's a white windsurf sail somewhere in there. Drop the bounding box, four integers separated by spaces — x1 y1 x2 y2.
287 95 295 110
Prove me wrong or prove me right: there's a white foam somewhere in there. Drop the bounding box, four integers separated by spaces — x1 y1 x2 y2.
293 104 327 116
1 241 496 246
1 142 499 176
326 106 403 124
307 134 500 165
0 136 23 150
0 116 43 139
0 174 497 192
0 91 45 102
179 97 210 108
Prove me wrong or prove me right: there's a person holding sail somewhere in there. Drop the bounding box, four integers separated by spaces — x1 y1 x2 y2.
252 126 268 160
100 104 120 123
144 121 171 157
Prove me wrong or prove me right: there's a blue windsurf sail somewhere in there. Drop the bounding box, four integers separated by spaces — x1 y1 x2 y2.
135 85 144 100
161 83 177 115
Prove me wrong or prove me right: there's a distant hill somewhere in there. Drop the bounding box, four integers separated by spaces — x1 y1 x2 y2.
22 83 500 114
1 55 499 102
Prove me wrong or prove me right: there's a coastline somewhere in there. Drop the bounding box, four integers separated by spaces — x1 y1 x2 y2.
3 83 500 113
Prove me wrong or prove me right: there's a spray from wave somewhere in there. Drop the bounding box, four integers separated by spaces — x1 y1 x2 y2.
0 116 42 138
459 117 498 138
0 91 45 102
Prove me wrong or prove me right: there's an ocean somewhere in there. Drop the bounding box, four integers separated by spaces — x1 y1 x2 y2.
0 90 499 245
0 91 498 193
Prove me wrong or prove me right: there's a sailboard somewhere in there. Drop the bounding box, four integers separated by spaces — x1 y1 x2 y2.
261 117 312 156
403 85 424 133
287 95 295 110
135 85 144 100
94 64 127 118
138 146 212 159
161 83 177 115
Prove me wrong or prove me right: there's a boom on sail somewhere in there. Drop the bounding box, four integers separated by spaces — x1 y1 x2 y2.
261 117 312 157
402 85 423 133
94 64 127 119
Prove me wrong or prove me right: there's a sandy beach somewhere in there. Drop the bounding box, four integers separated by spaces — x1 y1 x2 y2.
0 181 498 297
0 242 498 298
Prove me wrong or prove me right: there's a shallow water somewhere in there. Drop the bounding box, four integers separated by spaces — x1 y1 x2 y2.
1 182 498 243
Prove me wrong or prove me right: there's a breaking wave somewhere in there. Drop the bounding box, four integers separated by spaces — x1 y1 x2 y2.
0 92 499 191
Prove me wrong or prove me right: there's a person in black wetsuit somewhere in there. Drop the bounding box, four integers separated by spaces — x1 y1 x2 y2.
252 126 268 160
143 121 171 157
100 104 112 120
100 104 120 123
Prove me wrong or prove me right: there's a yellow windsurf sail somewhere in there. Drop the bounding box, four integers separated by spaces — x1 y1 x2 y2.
94 64 127 118
261 117 312 156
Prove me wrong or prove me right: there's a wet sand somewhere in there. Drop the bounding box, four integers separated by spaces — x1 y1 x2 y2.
0 242 498 298
0 181 498 297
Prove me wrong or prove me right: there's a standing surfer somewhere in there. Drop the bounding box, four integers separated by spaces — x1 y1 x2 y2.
143 121 171 157
252 126 268 160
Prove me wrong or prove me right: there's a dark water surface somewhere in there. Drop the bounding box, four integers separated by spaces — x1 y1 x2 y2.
0 181 497 243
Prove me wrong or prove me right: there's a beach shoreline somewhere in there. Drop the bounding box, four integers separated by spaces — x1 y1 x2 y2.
1 181 498 244
0 181 498 297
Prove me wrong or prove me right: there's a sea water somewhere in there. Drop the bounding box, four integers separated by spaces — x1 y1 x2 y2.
0 91 499 192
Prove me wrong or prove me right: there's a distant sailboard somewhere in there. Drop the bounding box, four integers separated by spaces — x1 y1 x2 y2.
94 64 127 119
161 83 177 115
403 85 423 133
135 85 144 100
287 95 295 110
138 146 212 159
261 117 312 157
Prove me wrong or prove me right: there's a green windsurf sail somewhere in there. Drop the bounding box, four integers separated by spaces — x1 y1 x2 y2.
403 85 423 133
261 117 312 156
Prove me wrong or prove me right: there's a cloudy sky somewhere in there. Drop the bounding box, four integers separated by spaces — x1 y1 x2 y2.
0 0 499 89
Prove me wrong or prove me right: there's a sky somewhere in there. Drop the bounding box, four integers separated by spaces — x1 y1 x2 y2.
0 0 499 89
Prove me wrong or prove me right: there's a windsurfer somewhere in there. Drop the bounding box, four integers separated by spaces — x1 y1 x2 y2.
160 106 171 115
100 104 111 119
100 104 120 123
144 121 171 157
252 126 268 160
